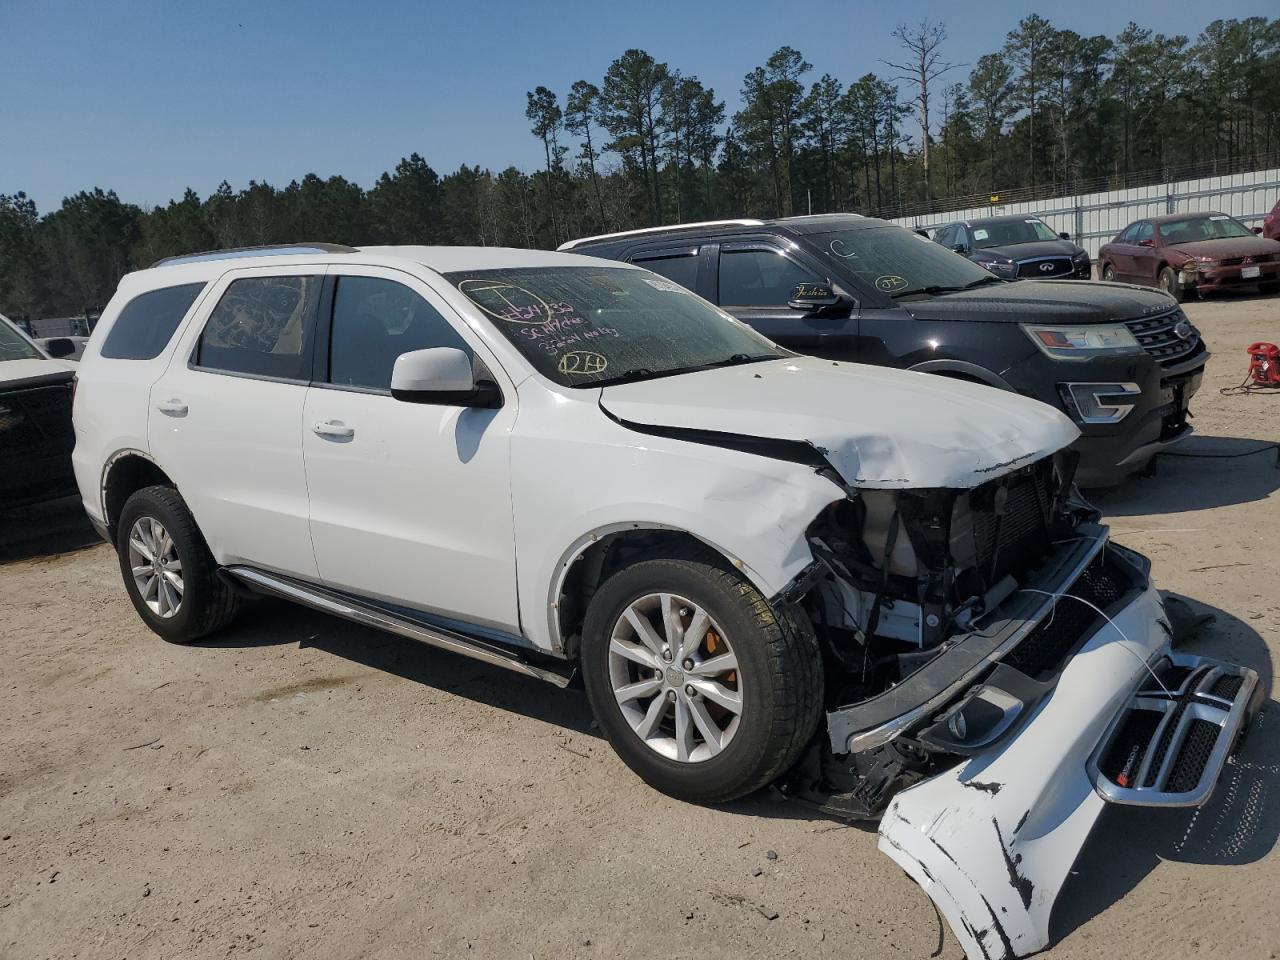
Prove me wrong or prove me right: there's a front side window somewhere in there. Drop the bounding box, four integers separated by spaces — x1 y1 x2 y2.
814 224 995 298
1158 215 1255 244
0 317 43 362
1116 224 1138 244
631 251 700 292
195 275 320 380
1134 222 1154 244
719 249 818 306
328 276 471 391
100 283 206 360
970 218 1059 248
444 266 782 388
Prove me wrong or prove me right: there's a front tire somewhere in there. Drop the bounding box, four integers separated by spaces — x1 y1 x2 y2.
581 556 822 804
1158 266 1187 302
116 485 241 643
1101 263 1116 282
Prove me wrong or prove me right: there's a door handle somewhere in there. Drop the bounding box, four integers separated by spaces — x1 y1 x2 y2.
312 420 355 441
157 399 188 417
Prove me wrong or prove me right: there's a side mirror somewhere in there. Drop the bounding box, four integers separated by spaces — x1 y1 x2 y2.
951 243 969 254
45 337 76 358
390 347 502 408
1137 238 1154 248
1058 231 1071 240
1252 226 1263 235
788 281 853 312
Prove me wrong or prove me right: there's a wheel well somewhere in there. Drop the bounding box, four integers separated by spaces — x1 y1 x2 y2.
104 455 175 541
555 530 731 659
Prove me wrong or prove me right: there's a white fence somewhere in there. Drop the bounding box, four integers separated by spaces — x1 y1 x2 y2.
892 167 1280 258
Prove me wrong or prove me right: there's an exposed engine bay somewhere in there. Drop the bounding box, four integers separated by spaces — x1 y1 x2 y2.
782 451 1124 818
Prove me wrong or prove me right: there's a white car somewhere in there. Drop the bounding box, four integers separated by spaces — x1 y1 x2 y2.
71 244 1258 960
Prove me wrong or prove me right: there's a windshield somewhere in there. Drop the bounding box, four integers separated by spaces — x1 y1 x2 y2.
0 317 43 362
444 266 784 387
1158 215 1254 244
970 218 1059 248
813 225 996 298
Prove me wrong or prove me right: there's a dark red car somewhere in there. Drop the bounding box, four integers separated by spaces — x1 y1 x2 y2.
1263 197 1280 241
1098 211 1280 300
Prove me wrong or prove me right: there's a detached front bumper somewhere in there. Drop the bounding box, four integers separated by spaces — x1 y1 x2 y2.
877 584 1260 959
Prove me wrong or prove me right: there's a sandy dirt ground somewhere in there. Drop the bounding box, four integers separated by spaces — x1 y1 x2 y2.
2 291 1278 960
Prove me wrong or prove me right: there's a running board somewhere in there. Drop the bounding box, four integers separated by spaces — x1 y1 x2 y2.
223 566 574 688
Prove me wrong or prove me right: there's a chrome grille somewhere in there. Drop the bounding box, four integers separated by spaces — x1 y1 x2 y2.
1124 310 1201 366
1017 257 1073 278
1214 253 1278 267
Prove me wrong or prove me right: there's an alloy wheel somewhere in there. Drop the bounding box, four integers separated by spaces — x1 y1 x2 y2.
607 593 742 762
127 516 184 619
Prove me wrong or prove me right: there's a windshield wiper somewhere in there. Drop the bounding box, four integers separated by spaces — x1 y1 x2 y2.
890 284 965 298
590 367 660 387
962 275 1008 288
590 355 777 388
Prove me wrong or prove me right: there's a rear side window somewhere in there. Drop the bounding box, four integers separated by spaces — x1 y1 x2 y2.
632 251 700 291
719 249 818 307
327 276 471 391
194 275 320 380
99 283 206 360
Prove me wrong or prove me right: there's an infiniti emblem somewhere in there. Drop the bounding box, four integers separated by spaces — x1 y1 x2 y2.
1173 319 1193 340
1039 262 1055 272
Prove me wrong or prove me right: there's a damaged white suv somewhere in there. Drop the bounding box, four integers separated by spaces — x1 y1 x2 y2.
73 244 1259 959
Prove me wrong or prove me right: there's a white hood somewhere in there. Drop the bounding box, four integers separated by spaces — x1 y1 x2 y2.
598 357 1079 489
0 357 77 385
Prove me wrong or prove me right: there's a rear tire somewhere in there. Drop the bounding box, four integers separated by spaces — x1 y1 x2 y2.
116 485 241 643
581 555 822 804
1158 266 1187 302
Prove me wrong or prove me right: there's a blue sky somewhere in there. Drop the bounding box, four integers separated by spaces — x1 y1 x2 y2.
5 0 1276 213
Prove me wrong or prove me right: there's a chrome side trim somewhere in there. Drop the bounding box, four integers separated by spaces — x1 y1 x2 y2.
834 525 1110 754
225 566 573 688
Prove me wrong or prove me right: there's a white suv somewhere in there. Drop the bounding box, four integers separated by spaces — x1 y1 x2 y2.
73 243 1257 959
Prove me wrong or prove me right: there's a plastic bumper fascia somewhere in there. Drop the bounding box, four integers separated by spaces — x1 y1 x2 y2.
876 584 1254 960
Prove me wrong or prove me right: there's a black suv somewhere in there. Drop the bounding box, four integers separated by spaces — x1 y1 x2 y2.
565 214 1207 486
933 214 1091 279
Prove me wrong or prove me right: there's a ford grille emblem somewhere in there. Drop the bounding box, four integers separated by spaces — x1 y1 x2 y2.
1173 320 1193 340
1039 262 1055 272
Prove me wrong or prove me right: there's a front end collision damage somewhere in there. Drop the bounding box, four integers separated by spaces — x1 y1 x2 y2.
876 584 1259 960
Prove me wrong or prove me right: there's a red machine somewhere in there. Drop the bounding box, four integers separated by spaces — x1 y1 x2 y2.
1247 342 1280 387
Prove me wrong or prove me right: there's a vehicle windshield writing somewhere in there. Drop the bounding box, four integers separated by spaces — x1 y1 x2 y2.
444 266 783 387
817 226 995 298
970 219 1059 248
0 318 43 362
1158 216 1254 244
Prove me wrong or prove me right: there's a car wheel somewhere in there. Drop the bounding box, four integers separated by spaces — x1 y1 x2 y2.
116 485 241 643
581 555 822 803
1157 266 1187 302
1101 263 1116 282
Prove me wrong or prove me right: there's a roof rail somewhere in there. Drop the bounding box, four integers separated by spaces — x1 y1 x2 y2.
557 220 766 251
151 242 357 268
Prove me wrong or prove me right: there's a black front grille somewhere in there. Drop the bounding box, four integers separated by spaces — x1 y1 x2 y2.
1209 674 1244 700
1124 310 1201 366
1166 719 1220 793
1099 709 1163 785
1017 257 1073 278
1001 553 1128 679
